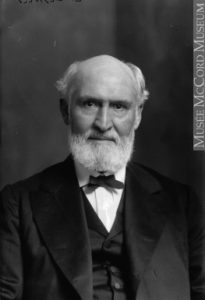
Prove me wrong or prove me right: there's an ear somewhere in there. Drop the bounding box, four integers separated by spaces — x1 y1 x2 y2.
134 103 143 130
59 98 69 125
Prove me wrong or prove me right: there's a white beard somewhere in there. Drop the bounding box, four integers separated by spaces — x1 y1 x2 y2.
68 128 135 174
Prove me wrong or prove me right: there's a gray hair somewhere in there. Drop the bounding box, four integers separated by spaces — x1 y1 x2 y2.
56 59 149 106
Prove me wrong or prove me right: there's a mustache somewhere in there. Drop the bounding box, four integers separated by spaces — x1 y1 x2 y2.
87 131 120 143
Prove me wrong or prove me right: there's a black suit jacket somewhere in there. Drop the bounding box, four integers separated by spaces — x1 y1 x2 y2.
0 157 205 300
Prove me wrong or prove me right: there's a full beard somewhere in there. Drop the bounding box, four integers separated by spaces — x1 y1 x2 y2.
68 128 135 174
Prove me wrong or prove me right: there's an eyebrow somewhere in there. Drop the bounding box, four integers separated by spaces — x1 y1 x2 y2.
78 96 132 104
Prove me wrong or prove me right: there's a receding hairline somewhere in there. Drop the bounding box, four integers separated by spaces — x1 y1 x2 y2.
56 55 149 105
72 57 138 91
77 55 134 76
69 55 137 84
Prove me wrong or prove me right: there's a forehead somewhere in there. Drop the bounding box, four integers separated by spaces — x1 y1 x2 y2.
74 60 136 101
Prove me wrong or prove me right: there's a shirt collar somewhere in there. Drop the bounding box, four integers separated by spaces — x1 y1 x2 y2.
74 160 126 188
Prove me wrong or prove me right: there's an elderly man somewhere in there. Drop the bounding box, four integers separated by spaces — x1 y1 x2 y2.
0 55 204 300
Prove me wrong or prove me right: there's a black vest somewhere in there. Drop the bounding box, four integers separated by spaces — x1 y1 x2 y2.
82 191 134 300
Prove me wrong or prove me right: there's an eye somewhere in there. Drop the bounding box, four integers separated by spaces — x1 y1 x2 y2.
83 100 97 108
114 104 124 109
85 101 94 106
112 103 127 110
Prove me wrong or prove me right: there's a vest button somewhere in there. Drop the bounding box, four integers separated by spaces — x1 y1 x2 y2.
114 282 121 290
110 266 117 273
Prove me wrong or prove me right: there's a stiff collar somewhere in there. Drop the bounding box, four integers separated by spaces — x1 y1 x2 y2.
74 160 126 188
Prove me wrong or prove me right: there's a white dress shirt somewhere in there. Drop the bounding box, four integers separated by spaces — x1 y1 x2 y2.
74 161 126 232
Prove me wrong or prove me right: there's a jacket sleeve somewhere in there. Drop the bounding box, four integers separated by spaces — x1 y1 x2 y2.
188 187 205 300
0 185 23 300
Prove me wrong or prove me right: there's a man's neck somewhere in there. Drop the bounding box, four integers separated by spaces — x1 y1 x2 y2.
74 160 126 188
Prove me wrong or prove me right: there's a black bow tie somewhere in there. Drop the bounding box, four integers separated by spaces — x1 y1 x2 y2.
88 175 124 189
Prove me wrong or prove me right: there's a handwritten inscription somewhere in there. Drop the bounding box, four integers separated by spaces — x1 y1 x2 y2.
18 0 63 4
18 0 82 3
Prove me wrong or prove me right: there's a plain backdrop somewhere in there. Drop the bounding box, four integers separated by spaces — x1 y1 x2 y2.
1 0 204 200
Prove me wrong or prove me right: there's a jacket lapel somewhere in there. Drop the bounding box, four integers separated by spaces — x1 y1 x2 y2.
30 157 93 300
30 157 171 299
125 162 170 292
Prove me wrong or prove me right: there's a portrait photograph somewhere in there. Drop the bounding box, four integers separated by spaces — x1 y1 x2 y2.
0 0 205 299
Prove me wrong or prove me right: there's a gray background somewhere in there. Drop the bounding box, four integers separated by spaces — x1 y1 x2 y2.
1 0 204 200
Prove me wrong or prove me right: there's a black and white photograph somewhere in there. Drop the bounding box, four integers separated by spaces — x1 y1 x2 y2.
0 0 205 299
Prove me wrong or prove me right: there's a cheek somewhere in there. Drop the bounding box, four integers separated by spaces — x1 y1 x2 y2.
70 110 94 134
115 113 137 136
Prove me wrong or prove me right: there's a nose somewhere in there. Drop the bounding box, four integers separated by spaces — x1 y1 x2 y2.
94 106 112 132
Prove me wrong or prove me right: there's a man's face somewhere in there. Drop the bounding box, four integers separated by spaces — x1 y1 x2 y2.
70 67 140 139
62 58 142 173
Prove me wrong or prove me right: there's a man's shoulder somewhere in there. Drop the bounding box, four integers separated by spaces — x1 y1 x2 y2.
2 156 75 194
128 160 189 196
127 161 199 215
